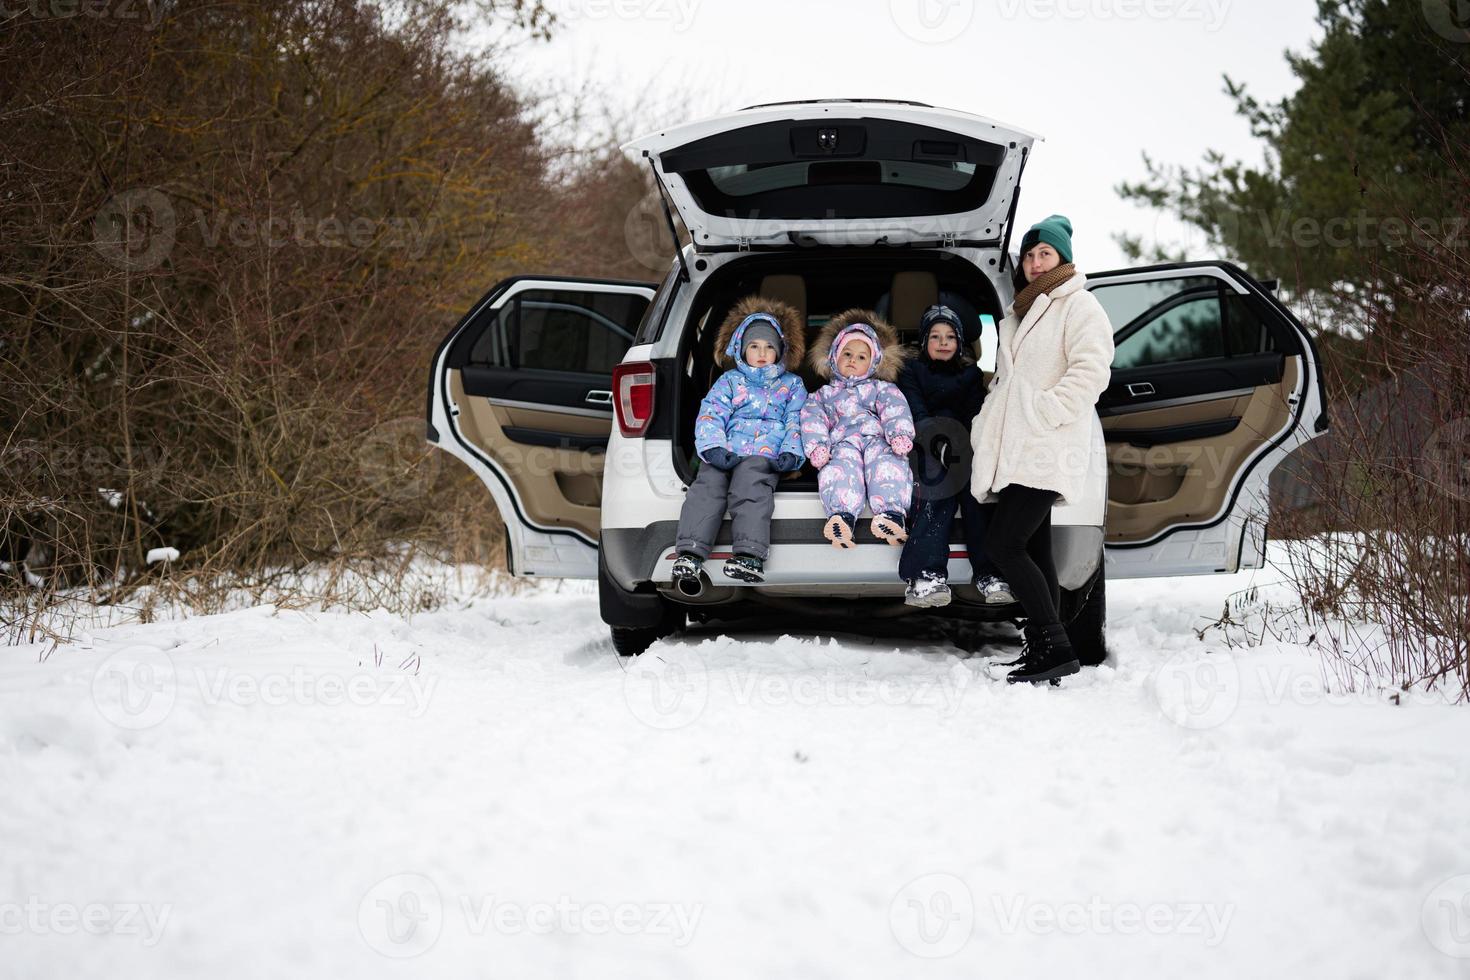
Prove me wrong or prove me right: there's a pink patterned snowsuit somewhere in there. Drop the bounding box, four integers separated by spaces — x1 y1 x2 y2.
800 323 916 518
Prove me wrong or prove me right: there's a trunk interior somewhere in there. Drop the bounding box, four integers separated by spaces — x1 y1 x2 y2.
671 250 1004 490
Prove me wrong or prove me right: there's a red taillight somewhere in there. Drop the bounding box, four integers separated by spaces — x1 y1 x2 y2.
613 361 656 437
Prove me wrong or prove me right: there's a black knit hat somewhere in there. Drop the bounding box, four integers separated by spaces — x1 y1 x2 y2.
919 304 977 346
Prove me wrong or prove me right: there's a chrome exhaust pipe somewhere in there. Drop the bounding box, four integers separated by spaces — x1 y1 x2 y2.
675 574 705 599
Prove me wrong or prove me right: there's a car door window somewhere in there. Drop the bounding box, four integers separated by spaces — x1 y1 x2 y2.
1093 276 1275 370
466 289 649 375
1112 294 1223 369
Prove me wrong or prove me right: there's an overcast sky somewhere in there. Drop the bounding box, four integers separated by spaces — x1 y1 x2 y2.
497 0 1323 271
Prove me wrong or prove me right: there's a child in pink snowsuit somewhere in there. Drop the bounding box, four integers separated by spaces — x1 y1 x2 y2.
800 309 916 548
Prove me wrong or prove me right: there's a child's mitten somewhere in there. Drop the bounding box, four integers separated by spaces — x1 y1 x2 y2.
701 447 740 471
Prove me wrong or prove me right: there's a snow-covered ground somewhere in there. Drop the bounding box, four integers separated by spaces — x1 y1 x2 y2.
4 558 1470 979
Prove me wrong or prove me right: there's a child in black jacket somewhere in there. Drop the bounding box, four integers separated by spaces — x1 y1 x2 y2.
896 305 1013 607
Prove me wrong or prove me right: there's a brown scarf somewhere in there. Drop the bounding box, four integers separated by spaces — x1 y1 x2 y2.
1012 262 1077 320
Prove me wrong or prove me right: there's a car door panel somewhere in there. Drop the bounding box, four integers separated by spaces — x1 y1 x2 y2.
1099 352 1285 414
1103 417 1242 448
460 365 615 413
494 403 613 450
427 277 654 577
1103 360 1298 545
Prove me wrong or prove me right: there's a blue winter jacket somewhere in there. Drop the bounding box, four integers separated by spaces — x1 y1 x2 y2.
693 316 808 461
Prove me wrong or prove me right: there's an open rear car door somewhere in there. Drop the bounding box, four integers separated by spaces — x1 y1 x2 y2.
428 277 655 577
1086 262 1327 577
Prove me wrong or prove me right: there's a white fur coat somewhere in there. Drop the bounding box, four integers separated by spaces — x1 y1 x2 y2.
970 270 1115 507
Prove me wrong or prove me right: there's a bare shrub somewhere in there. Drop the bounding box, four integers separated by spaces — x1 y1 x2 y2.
0 0 659 630
1269 116 1470 697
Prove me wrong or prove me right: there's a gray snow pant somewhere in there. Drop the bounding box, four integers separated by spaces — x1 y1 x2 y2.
674 456 781 560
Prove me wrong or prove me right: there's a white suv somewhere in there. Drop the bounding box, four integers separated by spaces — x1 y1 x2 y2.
426 100 1327 657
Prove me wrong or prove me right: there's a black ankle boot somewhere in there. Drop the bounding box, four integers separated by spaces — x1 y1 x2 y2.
1007 623 1080 685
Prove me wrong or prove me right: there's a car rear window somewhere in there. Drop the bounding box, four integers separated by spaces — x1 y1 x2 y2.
664 118 1005 220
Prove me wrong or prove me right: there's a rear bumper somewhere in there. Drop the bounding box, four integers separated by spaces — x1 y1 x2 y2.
601 520 1103 596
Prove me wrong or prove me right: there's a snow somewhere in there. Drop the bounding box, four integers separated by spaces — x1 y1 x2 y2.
3 558 1469 978
144 547 180 565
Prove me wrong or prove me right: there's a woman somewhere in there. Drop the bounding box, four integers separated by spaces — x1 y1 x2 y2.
969 215 1114 684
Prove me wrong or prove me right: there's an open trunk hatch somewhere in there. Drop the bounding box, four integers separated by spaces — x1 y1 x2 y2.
624 101 1039 249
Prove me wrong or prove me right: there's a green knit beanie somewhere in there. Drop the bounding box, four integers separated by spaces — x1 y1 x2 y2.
1019 214 1074 264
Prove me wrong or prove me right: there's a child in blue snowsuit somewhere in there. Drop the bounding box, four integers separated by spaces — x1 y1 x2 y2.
800 309 916 549
896 305 1013 608
672 295 807 586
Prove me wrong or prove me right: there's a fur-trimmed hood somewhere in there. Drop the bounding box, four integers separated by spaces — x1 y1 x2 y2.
808 309 906 384
713 295 806 373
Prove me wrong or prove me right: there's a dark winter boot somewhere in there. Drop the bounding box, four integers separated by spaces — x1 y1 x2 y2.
1006 622 1081 685
722 554 765 583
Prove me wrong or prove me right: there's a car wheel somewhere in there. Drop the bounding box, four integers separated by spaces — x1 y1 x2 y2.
1066 569 1108 666
610 603 686 657
610 626 659 657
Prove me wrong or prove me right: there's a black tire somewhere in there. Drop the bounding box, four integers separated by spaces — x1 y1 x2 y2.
1066 569 1108 666
611 625 660 657
610 603 686 658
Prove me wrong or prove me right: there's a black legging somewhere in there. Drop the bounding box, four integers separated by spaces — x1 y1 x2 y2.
984 484 1061 626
